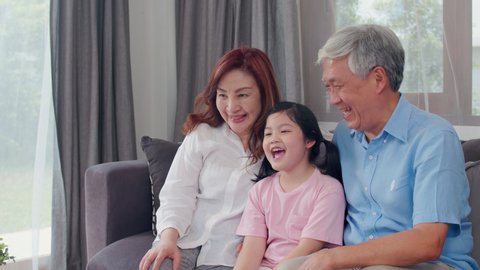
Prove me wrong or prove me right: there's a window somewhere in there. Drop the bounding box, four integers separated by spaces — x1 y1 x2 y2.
0 0 53 267
300 0 480 126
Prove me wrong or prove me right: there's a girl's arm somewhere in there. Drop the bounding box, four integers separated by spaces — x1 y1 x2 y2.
276 238 325 266
234 236 266 270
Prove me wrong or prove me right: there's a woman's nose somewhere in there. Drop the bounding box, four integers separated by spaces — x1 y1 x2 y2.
226 98 239 112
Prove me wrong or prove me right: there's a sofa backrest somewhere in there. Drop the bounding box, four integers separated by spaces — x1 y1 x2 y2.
462 138 480 162
466 160 480 265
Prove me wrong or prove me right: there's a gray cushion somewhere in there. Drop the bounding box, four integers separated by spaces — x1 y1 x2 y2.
466 161 480 264
140 136 180 235
462 139 480 162
86 231 155 270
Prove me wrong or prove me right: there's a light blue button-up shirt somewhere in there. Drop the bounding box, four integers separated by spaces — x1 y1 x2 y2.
333 95 479 270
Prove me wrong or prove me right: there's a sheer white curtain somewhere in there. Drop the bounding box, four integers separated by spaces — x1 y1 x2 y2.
0 1 58 269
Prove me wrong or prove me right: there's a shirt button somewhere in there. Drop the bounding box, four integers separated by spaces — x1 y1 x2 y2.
383 139 387 144
364 187 368 192
372 211 377 216
368 235 374 240
368 155 373 160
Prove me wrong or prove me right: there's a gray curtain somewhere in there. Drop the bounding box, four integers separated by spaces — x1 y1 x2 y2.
50 0 137 269
174 0 302 141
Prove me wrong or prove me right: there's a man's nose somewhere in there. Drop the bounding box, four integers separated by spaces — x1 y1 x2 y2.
328 91 341 105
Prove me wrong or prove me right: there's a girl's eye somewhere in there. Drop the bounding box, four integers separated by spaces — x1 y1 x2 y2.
281 130 290 134
264 132 271 137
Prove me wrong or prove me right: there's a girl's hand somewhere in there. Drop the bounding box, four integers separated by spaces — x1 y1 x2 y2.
298 249 335 270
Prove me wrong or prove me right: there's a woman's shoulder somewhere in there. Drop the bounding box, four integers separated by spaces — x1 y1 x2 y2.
186 123 227 140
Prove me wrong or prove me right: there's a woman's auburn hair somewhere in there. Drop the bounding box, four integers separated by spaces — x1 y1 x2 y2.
182 47 281 164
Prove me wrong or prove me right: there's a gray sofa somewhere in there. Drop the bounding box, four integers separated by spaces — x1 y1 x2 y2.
84 138 480 270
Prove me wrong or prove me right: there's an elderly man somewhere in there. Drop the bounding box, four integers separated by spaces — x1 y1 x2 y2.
278 24 478 270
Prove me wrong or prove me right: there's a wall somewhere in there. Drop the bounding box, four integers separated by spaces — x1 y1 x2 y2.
129 0 177 159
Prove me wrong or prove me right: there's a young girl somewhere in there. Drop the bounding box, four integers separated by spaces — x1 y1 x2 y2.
234 101 346 270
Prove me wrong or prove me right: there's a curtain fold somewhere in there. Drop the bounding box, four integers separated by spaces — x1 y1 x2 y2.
50 0 136 269
173 0 302 141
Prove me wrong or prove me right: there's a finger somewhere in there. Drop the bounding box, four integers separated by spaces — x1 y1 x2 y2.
172 250 181 270
139 251 153 270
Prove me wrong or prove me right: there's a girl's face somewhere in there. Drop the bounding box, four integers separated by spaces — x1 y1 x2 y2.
263 111 315 173
216 69 262 146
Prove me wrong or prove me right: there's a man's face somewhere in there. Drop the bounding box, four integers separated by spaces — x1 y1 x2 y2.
322 57 379 135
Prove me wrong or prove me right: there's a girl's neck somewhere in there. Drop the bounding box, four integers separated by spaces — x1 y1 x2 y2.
278 162 316 193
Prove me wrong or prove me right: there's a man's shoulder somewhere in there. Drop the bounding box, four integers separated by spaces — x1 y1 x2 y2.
408 107 458 140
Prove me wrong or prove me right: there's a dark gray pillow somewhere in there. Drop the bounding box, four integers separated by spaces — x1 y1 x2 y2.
140 136 180 236
466 161 480 263
462 138 480 162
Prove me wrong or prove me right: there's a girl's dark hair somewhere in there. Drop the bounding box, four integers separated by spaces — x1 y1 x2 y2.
256 101 342 183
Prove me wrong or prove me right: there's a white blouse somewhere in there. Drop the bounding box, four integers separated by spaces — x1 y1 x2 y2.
155 123 261 267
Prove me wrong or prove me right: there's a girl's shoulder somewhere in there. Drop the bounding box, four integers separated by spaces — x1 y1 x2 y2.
311 168 344 194
251 173 278 191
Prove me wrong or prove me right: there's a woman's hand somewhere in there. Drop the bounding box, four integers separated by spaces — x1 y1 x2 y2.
139 228 180 270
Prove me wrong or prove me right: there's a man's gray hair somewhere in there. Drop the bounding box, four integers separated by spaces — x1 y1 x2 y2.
317 24 405 91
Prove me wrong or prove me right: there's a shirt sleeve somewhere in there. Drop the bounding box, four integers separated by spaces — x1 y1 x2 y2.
412 128 468 228
236 181 268 238
155 129 203 238
301 178 346 247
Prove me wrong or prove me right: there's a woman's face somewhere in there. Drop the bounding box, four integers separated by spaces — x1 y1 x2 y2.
216 69 262 144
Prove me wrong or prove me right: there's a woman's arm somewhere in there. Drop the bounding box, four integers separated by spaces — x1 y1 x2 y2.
234 236 266 270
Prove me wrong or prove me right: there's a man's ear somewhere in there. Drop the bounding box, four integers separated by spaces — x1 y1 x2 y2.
371 66 389 94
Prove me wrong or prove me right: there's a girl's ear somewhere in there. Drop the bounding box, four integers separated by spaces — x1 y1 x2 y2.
306 139 316 149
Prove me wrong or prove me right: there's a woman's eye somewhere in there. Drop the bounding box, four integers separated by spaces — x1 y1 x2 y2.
281 130 290 134
264 133 271 137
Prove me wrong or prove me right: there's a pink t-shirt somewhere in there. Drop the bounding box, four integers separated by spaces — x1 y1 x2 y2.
236 168 346 268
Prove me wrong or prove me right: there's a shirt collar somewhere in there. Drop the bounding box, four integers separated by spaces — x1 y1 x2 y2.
350 94 412 144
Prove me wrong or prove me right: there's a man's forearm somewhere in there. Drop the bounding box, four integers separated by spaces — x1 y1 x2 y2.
326 223 448 268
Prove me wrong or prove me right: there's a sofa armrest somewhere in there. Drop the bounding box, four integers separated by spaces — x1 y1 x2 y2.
85 159 152 261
